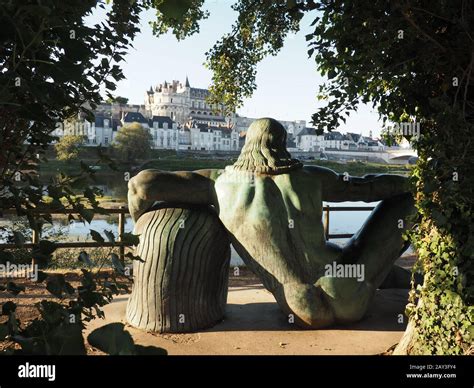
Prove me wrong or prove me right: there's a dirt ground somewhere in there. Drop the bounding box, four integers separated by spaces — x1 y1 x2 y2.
85 286 409 355
1 258 416 355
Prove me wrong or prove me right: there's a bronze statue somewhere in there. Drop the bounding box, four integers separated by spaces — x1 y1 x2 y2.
128 118 414 329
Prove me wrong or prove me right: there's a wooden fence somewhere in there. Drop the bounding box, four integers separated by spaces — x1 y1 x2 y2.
0 206 376 261
0 207 128 262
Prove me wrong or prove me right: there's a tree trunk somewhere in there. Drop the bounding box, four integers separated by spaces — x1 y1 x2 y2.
393 318 415 355
126 205 231 333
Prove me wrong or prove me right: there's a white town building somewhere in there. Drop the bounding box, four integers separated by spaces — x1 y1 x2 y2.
296 127 325 152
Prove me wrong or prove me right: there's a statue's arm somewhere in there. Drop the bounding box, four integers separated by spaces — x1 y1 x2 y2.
128 168 219 222
304 166 410 202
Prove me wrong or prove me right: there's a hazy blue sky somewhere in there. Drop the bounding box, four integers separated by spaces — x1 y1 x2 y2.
90 1 382 136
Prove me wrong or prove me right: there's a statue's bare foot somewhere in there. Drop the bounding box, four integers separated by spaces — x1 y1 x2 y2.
277 282 334 329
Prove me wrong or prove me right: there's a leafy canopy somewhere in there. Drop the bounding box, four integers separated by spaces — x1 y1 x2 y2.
54 135 85 162
113 123 153 162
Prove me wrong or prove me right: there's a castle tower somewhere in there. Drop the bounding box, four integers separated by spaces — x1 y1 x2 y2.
144 76 230 126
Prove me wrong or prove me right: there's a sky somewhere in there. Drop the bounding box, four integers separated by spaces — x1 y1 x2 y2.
88 0 382 137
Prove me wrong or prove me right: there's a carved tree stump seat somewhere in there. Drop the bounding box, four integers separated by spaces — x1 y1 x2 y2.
126 204 231 333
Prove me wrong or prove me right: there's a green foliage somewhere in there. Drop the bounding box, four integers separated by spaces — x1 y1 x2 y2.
147 0 309 113
305 1 474 354
0 0 140 225
204 0 305 113
105 96 129 105
0 0 179 356
403 104 473 354
54 135 85 161
113 123 153 162
0 230 143 355
146 0 209 40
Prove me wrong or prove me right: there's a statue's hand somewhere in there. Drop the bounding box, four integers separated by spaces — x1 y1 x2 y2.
128 175 155 222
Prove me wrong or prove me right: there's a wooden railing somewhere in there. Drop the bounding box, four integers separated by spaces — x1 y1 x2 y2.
0 206 376 259
0 207 129 262
322 205 375 239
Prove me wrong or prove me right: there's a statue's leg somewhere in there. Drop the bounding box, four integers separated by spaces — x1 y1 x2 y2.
276 277 374 328
317 192 415 323
275 193 415 327
338 192 415 286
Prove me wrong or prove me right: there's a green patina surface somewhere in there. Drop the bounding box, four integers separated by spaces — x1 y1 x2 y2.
128 118 415 329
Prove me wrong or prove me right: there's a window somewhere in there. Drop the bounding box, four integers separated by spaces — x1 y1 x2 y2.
104 137 109 145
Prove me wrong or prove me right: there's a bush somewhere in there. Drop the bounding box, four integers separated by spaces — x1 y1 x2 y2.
55 135 85 162
112 123 152 162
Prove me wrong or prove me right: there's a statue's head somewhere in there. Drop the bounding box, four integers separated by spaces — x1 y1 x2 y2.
232 118 302 174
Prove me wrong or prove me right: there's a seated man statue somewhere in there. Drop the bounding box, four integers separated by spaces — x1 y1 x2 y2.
128 118 415 329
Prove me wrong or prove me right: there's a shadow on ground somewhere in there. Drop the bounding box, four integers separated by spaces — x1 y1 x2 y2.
202 287 408 333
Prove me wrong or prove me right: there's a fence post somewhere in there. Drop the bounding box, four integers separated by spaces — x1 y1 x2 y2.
324 205 330 240
118 206 125 265
31 227 40 267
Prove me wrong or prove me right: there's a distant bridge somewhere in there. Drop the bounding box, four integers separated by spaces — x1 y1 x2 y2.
298 148 418 164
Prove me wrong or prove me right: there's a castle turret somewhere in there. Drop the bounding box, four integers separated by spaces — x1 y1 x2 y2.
145 76 230 127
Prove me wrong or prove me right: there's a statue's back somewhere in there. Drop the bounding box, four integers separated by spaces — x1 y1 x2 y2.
214 168 334 290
